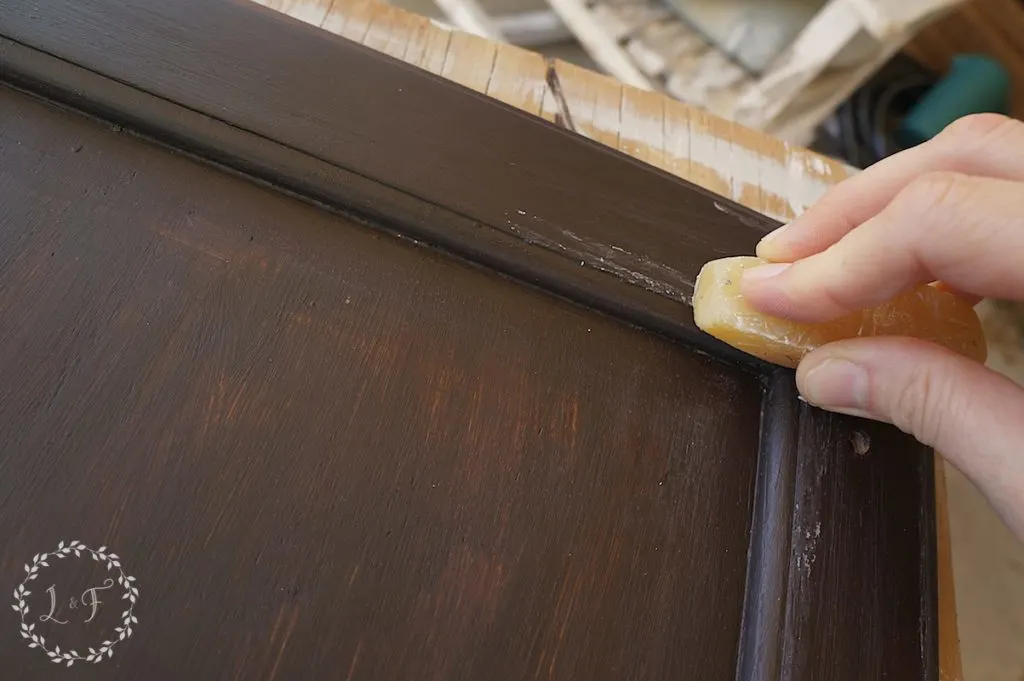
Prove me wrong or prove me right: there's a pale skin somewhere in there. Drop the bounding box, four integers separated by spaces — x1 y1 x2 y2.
740 113 1024 541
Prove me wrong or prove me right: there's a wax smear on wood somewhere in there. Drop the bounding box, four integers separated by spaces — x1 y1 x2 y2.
502 211 695 305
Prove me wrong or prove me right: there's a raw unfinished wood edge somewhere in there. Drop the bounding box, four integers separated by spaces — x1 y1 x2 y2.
935 457 963 681
257 0 853 225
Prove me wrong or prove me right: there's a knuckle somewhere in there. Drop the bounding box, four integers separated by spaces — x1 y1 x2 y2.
818 277 865 315
887 360 958 448
939 113 1021 149
895 171 973 224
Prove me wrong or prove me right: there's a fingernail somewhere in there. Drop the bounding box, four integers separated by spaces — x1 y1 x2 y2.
801 358 870 411
758 224 788 246
742 263 790 283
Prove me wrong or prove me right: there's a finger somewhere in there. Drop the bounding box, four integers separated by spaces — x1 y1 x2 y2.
757 114 1024 263
797 336 1024 539
742 173 1024 322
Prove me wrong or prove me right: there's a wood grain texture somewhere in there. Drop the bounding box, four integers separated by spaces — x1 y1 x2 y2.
255 0 858 225
0 1 939 679
260 4 959 675
780 410 937 681
253 2 959 677
0 0 781 368
0 85 761 680
270 0 855 225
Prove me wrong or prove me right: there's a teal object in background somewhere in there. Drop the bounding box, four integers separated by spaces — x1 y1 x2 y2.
897 54 1011 148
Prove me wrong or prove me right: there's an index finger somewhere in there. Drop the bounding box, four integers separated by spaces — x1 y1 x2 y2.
742 173 1024 323
757 114 1024 263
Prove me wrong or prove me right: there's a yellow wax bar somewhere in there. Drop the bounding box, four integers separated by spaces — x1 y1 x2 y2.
692 256 986 368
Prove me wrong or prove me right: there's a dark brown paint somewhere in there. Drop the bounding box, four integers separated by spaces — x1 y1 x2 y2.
1 88 759 680
0 2 936 680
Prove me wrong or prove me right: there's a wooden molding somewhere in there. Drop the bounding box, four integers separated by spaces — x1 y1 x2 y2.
0 1 939 679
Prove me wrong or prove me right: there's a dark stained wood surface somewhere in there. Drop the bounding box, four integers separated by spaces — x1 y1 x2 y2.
0 0 774 369
780 409 936 681
0 86 761 680
0 1 938 679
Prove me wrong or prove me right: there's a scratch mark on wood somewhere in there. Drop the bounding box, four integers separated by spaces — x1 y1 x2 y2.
502 211 694 305
345 639 364 681
712 200 773 233
267 605 300 681
156 227 231 263
544 59 577 134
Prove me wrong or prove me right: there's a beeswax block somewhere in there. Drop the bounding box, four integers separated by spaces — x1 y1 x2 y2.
693 256 986 368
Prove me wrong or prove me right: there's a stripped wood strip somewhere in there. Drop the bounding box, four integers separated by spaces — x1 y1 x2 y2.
324 0 379 40
255 0 332 25
408 15 456 74
252 0 846 222
618 85 665 170
661 91 692 186
684 107 732 200
251 0 843 220
361 2 398 54
486 44 548 116
362 3 414 58
440 30 500 92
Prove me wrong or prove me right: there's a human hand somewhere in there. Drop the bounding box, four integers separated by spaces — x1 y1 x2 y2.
740 114 1024 539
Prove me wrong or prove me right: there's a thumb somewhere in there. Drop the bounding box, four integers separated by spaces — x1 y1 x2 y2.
796 337 1024 538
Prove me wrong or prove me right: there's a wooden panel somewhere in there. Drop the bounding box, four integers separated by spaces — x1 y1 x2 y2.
0 1 938 680
739 375 938 681
259 4 955 679
254 0 851 225
0 0 769 332
0 83 762 681
782 408 936 681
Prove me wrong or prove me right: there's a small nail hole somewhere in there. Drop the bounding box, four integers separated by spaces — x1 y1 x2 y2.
851 431 871 457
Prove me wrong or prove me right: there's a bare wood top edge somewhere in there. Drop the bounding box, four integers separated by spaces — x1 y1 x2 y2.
257 0 856 226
